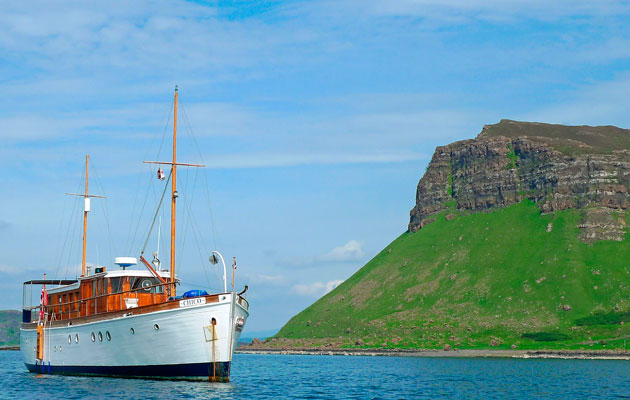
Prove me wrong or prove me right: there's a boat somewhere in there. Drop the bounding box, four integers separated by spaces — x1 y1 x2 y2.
19 87 249 381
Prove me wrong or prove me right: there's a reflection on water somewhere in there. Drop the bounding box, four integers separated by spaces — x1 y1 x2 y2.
1 350 629 399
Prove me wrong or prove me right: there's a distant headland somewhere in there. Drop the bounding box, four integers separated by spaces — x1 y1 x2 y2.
246 120 630 353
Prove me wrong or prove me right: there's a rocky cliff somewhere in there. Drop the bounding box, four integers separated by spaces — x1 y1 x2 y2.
409 120 630 242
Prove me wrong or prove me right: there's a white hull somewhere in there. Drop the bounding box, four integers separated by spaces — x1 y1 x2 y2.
20 294 248 380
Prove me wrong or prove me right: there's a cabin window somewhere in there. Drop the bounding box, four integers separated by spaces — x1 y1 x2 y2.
92 281 96 297
75 292 80 311
110 277 123 294
130 277 164 294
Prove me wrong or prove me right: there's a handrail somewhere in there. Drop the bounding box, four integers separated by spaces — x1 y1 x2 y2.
24 281 172 315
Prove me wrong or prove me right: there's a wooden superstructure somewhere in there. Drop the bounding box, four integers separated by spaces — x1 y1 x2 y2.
43 271 170 321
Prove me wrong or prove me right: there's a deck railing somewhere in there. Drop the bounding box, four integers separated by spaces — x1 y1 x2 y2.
24 281 171 321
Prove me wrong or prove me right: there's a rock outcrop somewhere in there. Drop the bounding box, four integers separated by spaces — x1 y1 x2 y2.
409 120 630 242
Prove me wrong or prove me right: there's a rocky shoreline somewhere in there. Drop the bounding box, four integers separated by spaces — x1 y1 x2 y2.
236 347 630 360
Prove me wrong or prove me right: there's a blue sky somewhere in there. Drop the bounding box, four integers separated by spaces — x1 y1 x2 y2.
1 0 629 334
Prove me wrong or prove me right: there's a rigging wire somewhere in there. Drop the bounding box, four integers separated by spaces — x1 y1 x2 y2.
56 159 86 278
140 170 172 256
124 97 173 254
177 167 216 289
179 100 226 289
64 195 82 279
180 103 220 251
52 186 71 278
177 167 195 272
91 161 114 267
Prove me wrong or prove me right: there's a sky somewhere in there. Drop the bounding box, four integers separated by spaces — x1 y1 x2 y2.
0 0 629 334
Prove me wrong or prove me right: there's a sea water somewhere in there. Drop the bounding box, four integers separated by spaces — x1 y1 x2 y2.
1 350 629 399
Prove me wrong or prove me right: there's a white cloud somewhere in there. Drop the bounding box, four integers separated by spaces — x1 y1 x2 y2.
291 279 344 296
279 239 368 268
244 274 289 286
320 240 364 262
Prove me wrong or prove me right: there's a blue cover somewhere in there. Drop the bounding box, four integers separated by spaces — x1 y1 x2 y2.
182 289 208 298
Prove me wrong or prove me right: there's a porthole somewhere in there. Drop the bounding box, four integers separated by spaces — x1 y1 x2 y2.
25 338 28 344
59 345 62 352
91 332 96 342
130 327 135 334
98 332 103 342
68 335 72 344
106 331 111 341
154 324 160 330
54 346 57 352
75 334 79 343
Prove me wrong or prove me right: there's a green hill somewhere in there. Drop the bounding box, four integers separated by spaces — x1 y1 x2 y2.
272 121 630 350
0 310 20 347
276 201 630 349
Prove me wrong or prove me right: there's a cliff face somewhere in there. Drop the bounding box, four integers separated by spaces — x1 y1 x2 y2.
409 120 630 242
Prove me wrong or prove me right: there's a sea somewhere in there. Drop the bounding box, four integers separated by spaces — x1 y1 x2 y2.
1 350 630 399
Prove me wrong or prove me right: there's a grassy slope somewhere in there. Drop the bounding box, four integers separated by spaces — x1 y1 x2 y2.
0 310 20 346
276 201 630 350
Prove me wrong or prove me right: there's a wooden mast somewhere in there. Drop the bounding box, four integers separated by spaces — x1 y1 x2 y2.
82 155 89 277
67 156 105 277
171 86 178 297
143 86 204 296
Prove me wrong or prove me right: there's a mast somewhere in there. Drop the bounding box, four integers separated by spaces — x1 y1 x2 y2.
67 155 105 277
171 86 178 297
143 86 204 296
82 155 89 277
